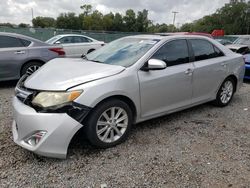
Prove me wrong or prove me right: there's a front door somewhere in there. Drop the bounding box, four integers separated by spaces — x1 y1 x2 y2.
138 39 194 119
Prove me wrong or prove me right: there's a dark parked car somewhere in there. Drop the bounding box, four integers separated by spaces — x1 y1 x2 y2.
226 43 250 80
0 32 65 81
243 54 250 79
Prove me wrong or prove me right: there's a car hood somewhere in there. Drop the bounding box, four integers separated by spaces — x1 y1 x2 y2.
24 58 125 91
226 44 248 50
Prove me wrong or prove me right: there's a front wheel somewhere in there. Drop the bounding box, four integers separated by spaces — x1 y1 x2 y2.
84 99 133 148
213 77 235 107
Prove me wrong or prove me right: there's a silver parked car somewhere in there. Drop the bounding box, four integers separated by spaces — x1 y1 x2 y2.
46 34 105 58
12 35 245 158
0 32 65 81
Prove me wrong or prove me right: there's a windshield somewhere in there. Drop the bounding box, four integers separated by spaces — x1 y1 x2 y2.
86 37 159 67
46 36 61 44
233 37 250 45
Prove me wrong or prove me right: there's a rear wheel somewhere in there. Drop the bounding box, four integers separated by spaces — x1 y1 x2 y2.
213 77 235 107
21 62 43 76
84 99 133 148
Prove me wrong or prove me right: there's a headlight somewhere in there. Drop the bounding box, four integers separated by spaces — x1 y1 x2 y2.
32 90 82 108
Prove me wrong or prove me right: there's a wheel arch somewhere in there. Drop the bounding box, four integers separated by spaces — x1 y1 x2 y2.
226 74 238 92
20 59 45 76
92 95 137 124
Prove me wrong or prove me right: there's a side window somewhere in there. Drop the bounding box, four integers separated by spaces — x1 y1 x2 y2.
214 46 224 57
20 39 31 47
79 37 92 43
71 36 91 43
0 36 24 48
58 36 73 44
151 39 189 67
190 39 223 61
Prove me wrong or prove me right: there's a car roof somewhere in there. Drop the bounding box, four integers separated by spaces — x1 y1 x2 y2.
126 34 213 41
55 34 91 38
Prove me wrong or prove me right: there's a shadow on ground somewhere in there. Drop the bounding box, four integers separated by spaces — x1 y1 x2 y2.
0 80 18 88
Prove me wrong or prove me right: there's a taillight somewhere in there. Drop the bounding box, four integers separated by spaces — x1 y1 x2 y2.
49 48 65 56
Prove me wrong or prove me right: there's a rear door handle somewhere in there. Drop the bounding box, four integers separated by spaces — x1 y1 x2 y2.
185 68 193 75
14 51 25 54
221 63 227 67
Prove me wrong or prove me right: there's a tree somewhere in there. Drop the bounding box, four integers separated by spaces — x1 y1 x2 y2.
136 9 150 32
80 4 92 16
83 10 103 30
18 23 30 28
180 1 250 34
113 13 124 31
180 23 194 32
123 9 137 32
56 13 81 30
103 13 114 31
32 17 55 28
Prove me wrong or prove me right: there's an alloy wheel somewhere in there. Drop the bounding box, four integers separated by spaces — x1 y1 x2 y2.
96 107 128 143
220 80 233 104
26 65 40 76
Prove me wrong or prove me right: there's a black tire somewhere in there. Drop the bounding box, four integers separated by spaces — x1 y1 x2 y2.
87 49 95 54
213 77 235 107
84 99 133 148
21 61 43 76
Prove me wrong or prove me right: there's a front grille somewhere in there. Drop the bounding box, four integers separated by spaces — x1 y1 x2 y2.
15 76 36 105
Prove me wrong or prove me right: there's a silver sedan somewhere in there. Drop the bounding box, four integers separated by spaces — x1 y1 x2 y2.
0 32 65 81
46 34 105 58
12 35 245 158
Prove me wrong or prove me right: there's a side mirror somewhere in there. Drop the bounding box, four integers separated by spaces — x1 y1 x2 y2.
141 59 166 71
55 41 61 44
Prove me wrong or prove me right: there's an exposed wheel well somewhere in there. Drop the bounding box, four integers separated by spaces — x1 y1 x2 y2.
20 60 45 76
226 75 238 92
94 95 137 123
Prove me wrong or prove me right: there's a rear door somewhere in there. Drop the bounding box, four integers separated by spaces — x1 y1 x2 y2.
72 36 95 56
0 36 28 80
57 36 75 57
188 39 228 103
138 39 194 119
58 36 95 57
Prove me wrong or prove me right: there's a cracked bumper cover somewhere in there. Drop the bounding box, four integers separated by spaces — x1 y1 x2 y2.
12 96 88 159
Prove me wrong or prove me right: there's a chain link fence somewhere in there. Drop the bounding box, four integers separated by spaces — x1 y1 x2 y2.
0 27 142 42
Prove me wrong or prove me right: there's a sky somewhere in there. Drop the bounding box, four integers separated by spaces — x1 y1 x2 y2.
0 0 229 26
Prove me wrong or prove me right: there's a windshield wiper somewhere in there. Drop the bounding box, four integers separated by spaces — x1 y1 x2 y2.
89 59 103 63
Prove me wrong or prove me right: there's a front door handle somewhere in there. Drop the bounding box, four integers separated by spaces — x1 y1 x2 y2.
14 51 25 54
185 68 193 75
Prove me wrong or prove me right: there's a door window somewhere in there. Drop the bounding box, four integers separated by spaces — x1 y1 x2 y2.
58 36 73 44
151 39 189 67
73 36 91 43
0 36 24 48
190 39 224 61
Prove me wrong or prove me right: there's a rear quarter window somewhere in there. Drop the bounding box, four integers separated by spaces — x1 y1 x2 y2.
20 39 31 47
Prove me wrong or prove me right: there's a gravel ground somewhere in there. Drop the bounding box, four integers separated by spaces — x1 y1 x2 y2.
0 81 250 188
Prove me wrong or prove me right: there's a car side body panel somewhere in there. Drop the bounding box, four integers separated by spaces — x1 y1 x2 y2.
0 32 62 81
